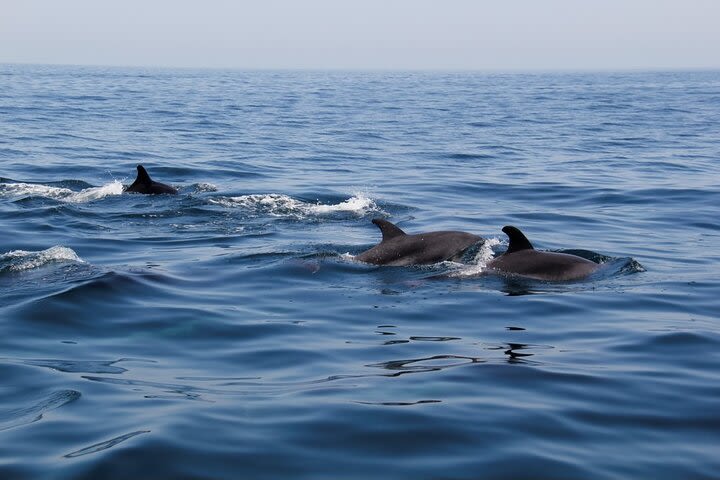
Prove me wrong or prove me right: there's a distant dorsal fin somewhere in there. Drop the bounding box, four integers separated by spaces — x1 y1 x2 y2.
502 225 534 254
136 165 152 185
372 218 406 242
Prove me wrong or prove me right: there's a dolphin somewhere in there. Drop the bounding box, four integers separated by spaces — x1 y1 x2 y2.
355 219 483 266
486 226 600 281
124 165 178 195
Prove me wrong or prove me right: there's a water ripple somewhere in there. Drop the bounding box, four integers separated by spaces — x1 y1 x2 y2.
0 390 81 432
64 430 150 458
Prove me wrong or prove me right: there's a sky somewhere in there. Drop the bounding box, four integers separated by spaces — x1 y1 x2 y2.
1 0 719 71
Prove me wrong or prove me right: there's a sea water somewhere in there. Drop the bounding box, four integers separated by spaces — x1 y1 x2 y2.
1 65 719 479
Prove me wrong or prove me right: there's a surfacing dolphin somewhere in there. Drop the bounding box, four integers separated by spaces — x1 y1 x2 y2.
486 226 600 281
124 165 178 195
355 219 483 266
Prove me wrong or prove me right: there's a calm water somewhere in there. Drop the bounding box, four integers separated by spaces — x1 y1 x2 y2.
1 65 719 479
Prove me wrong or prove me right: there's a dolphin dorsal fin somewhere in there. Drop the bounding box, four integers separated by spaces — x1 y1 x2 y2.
136 165 152 185
372 219 406 241
502 226 534 254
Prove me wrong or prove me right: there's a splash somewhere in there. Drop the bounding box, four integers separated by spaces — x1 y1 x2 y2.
64 181 124 203
0 246 85 273
0 181 124 203
0 182 73 198
306 193 377 215
209 193 300 211
194 183 218 193
446 237 503 277
209 193 380 217
339 252 356 262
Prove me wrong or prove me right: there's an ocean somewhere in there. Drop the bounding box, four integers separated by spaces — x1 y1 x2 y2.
1 64 719 479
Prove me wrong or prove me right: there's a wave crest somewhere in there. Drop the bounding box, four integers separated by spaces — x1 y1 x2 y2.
209 193 380 217
0 180 124 203
1 246 84 273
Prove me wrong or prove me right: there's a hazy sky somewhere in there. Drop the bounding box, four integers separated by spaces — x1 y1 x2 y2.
2 0 718 70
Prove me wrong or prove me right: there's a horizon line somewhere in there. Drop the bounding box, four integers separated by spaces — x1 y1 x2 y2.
3 61 720 75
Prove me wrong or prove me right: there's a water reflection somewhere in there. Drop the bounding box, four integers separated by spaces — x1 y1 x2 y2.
504 343 536 359
64 430 150 458
500 277 542 296
354 399 441 406
368 354 485 373
486 342 555 364
372 326 462 346
17 358 133 374
0 390 81 432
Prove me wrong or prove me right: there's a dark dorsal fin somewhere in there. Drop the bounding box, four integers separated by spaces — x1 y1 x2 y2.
135 164 152 185
502 225 534 254
372 218 406 242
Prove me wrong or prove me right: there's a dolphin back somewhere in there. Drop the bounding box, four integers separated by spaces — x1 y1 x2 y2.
356 219 482 266
488 226 600 281
125 165 178 195
372 219 406 242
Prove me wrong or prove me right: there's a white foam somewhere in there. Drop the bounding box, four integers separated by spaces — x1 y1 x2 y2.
65 180 124 203
208 193 297 212
209 193 380 217
447 237 503 277
0 246 84 272
195 183 218 192
0 182 73 199
305 194 376 214
0 181 124 203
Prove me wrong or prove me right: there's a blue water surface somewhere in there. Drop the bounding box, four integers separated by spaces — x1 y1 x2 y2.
1 65 719 479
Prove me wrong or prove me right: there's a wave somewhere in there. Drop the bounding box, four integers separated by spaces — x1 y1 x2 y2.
208 193 381 217
0 180 124 203
0 246 84 273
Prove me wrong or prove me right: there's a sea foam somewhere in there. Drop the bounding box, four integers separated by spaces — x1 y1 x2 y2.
0 246 85 273
209 193 380 217
0 181 124 203
446 237 503 277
